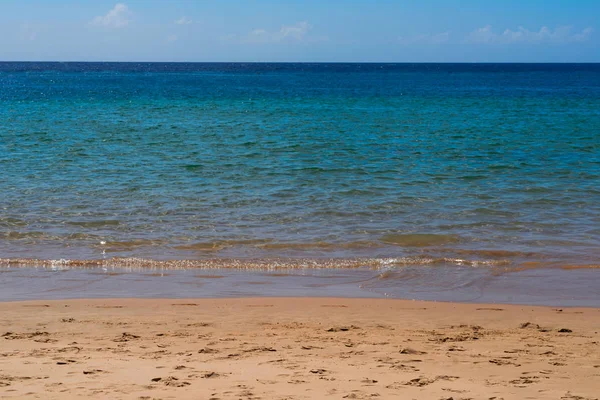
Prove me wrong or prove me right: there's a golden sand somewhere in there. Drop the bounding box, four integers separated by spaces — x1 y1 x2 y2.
1 298 598 399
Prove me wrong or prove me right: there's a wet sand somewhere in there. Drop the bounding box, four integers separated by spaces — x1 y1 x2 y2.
1 297 598 399
1 266 599 307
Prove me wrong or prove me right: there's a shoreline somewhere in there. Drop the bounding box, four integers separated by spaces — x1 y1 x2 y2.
2 256 599 270
1 265 599 307
1 297 598 399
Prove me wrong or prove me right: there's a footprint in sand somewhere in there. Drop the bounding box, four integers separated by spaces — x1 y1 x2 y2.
198 347 219 354
112 332 140 342
151 376 190 387
2 331 50 340
200 371 221 378
288 379 307 384
301 345 322 350
343 391 373 399
403 375 459 387
242 346 277 353
509 376 540 386
83 369 105 375
561 392 597 400
56 360 77 365
399 347 427 355
309 369 328 375
185 322 212 327
327 325 360 332
489 358 521 367
256 379 278 385
34 338 58 343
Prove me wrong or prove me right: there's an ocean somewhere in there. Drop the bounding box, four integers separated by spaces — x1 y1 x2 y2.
1 62 599 279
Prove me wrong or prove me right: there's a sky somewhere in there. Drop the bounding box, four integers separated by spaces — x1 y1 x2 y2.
0 0 598 62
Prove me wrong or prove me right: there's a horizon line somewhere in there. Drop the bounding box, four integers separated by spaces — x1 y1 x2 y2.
2 60 600 64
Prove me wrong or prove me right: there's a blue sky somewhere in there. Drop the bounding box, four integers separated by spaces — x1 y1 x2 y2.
0 0 598 62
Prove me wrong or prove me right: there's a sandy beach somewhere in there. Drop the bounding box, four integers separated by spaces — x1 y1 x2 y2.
0 298 598 399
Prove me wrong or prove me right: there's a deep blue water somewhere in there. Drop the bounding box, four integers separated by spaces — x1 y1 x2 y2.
1 63 599 268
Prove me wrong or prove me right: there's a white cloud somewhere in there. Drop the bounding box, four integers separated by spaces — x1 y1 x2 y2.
175 16 192 25
250 29 267 36
235 21 313 44
398 31 450 45
571 27 594 42
167 34 178 42
468 25 495 43
468 25 593 44
91 3 131 28
279 21 311 40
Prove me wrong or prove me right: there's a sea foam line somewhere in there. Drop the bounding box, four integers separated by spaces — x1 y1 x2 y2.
0 256 521 271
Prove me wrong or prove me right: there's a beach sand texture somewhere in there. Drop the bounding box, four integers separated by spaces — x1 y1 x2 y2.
0 298 598 399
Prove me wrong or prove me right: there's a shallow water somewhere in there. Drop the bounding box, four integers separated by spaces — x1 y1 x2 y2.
1 62 599 271
0 266 597 307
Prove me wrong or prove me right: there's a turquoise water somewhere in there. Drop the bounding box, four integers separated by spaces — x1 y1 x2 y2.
1 63 599 269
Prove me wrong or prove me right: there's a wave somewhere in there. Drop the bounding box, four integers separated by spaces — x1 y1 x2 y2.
256 241 380 250
0 256 518 270
99 239 169 251
2 231 103 241
448 249 542 258
66 220 121 228
174 238 463 251
380 234 460 247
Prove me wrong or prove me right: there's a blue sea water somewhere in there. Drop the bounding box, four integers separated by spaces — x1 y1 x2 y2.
1 63 599 269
